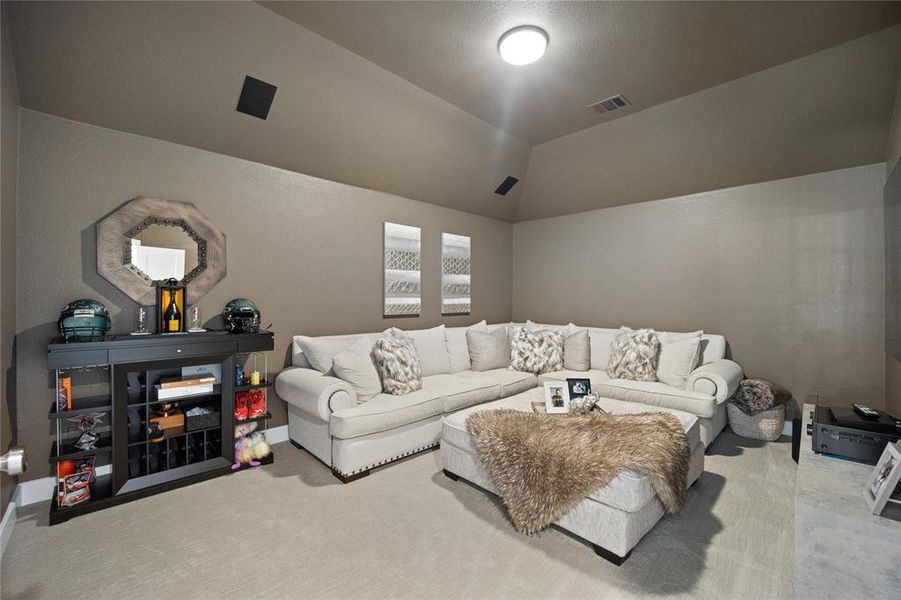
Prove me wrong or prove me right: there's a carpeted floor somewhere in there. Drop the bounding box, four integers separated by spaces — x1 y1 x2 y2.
1 430 795 600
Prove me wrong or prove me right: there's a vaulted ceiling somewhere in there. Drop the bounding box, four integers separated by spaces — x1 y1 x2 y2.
4 1 901 222
264 1 901 144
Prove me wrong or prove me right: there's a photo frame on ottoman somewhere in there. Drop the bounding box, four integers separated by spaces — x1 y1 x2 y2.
544 381 570 414
865 441 901 516
567 378 591 400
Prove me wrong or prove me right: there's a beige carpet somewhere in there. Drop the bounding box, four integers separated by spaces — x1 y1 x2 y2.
1 431 795 600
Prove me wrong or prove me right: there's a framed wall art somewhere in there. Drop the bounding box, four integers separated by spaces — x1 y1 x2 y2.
383 222 421 317
441 233 471 315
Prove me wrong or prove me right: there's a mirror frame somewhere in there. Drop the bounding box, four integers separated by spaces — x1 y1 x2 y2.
97 197 226 305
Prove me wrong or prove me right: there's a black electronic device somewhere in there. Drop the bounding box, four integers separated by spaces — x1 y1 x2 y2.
808 405 901 465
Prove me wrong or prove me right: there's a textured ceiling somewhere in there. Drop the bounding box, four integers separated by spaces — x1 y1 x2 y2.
262 1 901 144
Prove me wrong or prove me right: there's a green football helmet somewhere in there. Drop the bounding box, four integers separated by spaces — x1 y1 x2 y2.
222 298 260 334
58 299 111 342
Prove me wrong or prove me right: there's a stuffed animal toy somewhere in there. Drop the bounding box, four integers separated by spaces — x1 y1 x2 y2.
232 422 261 469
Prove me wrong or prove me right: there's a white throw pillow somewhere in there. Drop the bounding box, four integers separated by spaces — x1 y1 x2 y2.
510 327 564 374
563 329 590 371
298 335 367 374
445 320 488 372
332 337 381 402
656 331 703 389
466 327 510 372
407 325 452 377
587 327 616 370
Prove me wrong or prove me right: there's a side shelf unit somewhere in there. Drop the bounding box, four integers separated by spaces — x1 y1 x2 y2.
47 331 274 524
233 350 275 469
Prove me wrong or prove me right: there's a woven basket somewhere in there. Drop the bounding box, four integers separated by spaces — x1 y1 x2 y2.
727 402 784 441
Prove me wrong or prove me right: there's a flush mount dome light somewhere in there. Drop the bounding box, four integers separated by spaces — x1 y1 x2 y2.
498 26 548 66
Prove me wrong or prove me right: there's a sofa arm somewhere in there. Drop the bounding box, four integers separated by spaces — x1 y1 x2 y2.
686 359 743 404
275 367 357 421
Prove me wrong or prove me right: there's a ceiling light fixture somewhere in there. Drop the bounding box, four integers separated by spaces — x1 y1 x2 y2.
498 26 548 66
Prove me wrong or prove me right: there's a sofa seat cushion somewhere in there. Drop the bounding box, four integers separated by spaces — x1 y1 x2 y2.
594 379 716 418
331 386 443 440
330 374 501 439
458 369 537 397
427 374 501 412
537 369 610 386
442 391 701 513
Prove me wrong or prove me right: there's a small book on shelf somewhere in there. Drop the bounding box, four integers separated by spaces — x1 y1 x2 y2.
157 384 214 400
159 376 216 389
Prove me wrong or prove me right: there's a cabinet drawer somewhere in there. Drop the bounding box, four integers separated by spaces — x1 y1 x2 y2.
48 349 110 370
109 341 231 363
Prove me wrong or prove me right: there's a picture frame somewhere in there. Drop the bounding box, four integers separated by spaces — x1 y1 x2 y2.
567 378 591 400
543 381 570 414
864 441 901 516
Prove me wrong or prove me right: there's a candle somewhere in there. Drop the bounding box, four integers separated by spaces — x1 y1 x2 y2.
250 370 261 386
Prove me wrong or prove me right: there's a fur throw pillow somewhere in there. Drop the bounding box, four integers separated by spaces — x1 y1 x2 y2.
372 328 422 395
607 327 661 382
509 327 563 374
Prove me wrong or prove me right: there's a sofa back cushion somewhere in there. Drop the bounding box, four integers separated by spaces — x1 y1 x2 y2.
445 321 487 372
406 325 452 377
698 334 726 364
296 334 373 373
585 327 617 370
656 331 703 389
466 327 511 371
332 337 381 402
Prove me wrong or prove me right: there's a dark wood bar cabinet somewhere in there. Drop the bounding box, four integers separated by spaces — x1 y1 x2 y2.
47 330 274 524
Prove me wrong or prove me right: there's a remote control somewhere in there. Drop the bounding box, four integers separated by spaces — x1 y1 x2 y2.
852 403 880 419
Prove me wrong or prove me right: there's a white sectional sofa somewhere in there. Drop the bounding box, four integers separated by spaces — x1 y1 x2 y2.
275 322 742 482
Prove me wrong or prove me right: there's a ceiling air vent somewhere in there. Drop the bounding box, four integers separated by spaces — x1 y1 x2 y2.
589 94 629 115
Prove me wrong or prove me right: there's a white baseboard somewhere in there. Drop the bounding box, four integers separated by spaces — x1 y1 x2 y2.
263 424 288 444
12 425 289 510
0 498 16 558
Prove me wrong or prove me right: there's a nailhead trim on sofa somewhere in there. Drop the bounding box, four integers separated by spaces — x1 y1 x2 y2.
334 441 440 476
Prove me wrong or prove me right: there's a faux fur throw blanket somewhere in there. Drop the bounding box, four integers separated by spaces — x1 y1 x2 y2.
733 378 792 414
466 409 690 535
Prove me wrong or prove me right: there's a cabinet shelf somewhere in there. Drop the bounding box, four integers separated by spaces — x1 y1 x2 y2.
127 424 223 447
50 437 113 463
231 451 274 472
49 395 113 420
235 382 272 392
234 412 272 425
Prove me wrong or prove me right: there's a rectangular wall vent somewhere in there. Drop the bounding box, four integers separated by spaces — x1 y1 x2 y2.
589 94 630 115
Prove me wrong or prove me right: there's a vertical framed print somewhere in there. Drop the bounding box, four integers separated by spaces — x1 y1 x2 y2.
383 222 421 317
441 233 471 316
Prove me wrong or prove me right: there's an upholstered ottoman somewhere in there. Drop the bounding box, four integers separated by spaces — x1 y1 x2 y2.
440 388 705 564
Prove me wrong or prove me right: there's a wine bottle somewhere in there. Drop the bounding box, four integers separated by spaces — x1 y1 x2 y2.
164 293 181 332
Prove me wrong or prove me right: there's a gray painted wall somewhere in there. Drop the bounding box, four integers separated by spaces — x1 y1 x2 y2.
1 12 19 517
513 164 887 413
886 72 901 416
15 110 514 483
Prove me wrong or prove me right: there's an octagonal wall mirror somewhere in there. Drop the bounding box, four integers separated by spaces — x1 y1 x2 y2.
97 197 226 305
